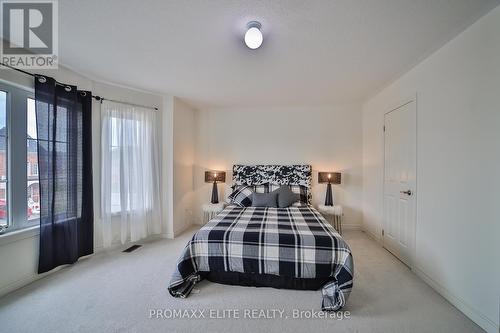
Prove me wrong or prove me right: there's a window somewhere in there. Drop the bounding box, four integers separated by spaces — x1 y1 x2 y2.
0 82 39 233
109 116 141 214
101 102 159 217
27 98 40 221
101 100 161 247
0 91 7 228
109 117 120 213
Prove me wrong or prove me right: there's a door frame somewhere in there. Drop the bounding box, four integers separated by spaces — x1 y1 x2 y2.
382 94 418 269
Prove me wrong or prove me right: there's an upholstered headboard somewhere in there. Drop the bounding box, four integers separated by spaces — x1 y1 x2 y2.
232 165 312 188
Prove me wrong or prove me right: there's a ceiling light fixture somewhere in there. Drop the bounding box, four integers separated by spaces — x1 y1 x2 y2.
244 21 263 49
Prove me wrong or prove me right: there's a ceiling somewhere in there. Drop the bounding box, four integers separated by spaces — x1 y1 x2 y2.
58 0 499 109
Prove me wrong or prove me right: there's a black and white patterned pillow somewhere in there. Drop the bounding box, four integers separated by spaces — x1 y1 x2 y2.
228 185 254 207
270 184 310 205
269 184 281 192
253 183 269 193
289 185 310 205
228 184 244 200
231 183 269 193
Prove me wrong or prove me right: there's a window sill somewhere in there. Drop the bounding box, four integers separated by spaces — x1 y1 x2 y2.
0 225 39 247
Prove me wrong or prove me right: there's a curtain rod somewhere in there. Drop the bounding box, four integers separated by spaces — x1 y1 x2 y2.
0 62 159 111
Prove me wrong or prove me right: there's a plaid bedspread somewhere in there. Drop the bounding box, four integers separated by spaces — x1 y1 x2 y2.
168 205 353 311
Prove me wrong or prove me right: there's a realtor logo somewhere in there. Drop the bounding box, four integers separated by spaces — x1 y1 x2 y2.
1 0 58 68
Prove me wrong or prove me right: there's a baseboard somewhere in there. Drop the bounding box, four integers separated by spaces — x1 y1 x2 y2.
342 224 361 231
94 233 167 253
413 266 499 333
362 227 382 243
0 274 38 297
0 232 169 298
362 224 497 332
0 265 63 298
161 232 174 239
173 222 192 238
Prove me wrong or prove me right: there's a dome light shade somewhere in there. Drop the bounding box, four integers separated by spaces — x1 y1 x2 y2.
244 21 263 49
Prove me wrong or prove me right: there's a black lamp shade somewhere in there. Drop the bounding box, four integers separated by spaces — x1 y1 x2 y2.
205 171 226 183
318 172 341 184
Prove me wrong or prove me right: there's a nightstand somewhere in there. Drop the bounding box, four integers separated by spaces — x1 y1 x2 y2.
317 205 343 234
202 202 227 224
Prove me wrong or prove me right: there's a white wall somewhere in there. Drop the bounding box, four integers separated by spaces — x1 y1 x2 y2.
160 95 174 238
172 97 197 236
193 104 363 228
362 6 500 333
0 65 166 296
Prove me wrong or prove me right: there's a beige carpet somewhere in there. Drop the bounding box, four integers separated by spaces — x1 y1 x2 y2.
0 228 484 333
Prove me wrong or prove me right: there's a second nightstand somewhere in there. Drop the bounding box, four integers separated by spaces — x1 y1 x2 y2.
202 202 227 224
317 205 343 234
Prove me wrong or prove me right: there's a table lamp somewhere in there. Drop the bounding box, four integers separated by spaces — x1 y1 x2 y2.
318 172 341 206
205 171 226 204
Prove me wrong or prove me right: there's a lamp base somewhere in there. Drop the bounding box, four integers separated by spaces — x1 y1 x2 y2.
324 183 334 206
211 182 219 204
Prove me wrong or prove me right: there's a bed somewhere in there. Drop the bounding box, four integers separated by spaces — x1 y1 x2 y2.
168 165 353 311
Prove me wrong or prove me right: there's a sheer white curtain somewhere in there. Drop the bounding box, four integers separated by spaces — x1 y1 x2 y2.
101 101 161 247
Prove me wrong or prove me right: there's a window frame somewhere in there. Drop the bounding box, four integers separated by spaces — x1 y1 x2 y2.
0 81 38 234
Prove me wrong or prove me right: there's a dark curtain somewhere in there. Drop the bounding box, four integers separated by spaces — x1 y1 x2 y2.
35 75 94 274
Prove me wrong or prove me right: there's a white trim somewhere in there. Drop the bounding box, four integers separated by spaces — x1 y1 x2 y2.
362 221 497 333
342 224 361 231
0 229 169 297
385 97 415 115
173 222 192 238
362 228 382 243
0 265 63 298
161 232 174 239
0 225 39 246
382 95 418 269
93 233 166 253
0 77 34 92
413 266 499 333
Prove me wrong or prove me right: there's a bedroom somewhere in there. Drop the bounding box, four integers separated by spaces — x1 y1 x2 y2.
0 1 498 332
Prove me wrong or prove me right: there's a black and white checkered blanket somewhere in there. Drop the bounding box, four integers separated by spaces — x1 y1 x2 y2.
168 205 353 311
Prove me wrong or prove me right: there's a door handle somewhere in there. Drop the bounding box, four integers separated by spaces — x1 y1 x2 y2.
400 190 412 196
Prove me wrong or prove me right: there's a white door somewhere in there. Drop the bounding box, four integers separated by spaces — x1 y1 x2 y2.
383 100 416 267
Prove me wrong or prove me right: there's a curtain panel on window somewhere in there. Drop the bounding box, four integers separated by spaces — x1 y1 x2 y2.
101 101 161 247
35 76 94 274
